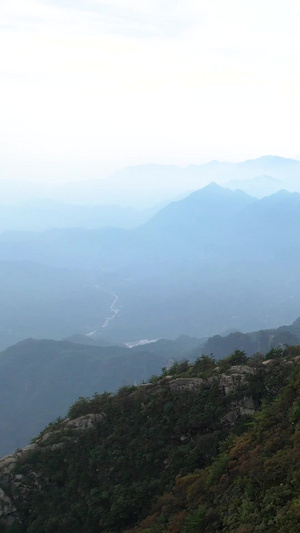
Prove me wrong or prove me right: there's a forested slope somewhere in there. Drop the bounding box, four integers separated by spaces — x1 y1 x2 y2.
1 347 300 532
131 348 300 532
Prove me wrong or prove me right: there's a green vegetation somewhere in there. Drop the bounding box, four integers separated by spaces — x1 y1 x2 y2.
2 347 300 532
129 349 300 532
0 336 204 457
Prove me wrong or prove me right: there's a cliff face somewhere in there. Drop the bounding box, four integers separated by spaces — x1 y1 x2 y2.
0 351 297 532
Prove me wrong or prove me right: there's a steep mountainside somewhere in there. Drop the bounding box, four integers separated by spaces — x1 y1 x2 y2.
0 336 203 457
1 317 299 459
129 350 300 532
1 346 300 532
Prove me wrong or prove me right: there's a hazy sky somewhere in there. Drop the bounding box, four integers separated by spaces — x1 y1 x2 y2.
1 0 300 181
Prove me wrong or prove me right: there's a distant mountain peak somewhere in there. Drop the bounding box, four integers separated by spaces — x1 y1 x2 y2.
191 182 253 199
244 155 299 166
264 189 300 202
201 181 223 191
272 188 292 197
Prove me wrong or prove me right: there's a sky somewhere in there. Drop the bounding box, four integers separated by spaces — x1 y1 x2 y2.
0 0 300 182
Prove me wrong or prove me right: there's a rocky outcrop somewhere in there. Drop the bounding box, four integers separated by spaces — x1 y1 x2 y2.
221 396 256 426
218 365 255 396
0 487 16 526
0 413 104 526
131 377 208 397
39 413 105 443
168 377 207 391
216 365 256 425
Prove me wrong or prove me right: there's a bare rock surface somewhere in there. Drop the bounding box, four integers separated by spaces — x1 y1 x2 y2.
219 365 255 396
168 377 207 391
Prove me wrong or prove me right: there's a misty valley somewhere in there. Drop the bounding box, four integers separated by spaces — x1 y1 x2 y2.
1 159 300 350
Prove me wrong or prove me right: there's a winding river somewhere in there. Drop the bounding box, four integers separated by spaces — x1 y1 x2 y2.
86 291 120 337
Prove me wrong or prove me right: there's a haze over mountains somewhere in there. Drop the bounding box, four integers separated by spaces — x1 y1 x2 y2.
0 201 157 232
0 161 300 348
1 154 300 473
2 155 300 210
46 155 300 205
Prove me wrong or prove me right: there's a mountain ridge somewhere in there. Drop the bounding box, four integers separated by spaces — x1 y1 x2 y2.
1 315 300 458
1 184 300 344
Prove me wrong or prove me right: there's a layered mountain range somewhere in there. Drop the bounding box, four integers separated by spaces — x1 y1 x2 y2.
2 155 300 206
1 156 300 530
1 182 300 347
1 317 300 458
